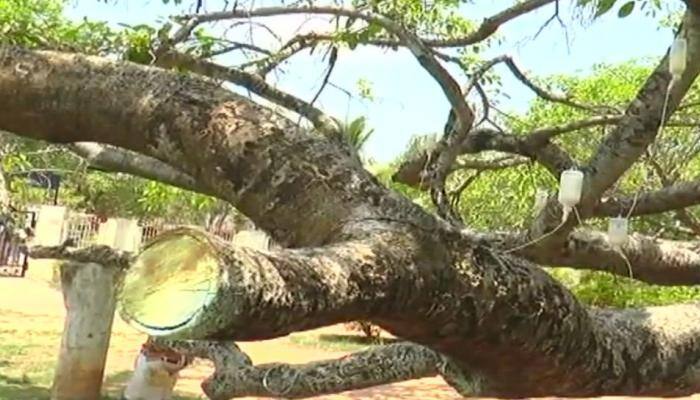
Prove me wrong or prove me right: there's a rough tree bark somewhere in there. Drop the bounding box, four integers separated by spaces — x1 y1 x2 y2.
150 337 477 399
4 9 700 396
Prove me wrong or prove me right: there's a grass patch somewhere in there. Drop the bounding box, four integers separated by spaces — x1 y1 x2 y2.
0 312 201 400
289 333 398 352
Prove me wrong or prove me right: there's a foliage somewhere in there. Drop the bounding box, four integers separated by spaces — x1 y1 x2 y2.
0 0 115 53
550 268 700 307
576 0 662 19
340 116 375 152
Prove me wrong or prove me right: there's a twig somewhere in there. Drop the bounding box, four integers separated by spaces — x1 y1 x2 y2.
177 5 473 134
450 170 483 211
306 46 338 119
503 57 602 113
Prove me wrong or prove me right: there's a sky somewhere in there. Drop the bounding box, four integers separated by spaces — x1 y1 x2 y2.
63 0 683 163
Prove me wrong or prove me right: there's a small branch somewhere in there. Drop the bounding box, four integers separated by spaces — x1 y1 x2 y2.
648 158 700 234
306 46 337 116
393 127 576 189
357 0 556 48
428 0 556 47
247 33 322 76
450 170 483 211
503 57 604 113
526 115 622 143
454 155 529 171
533 0 567 41
205 41 273 58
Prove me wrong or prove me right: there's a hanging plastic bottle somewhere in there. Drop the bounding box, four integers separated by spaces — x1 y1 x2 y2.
558 169 584 221
669 37 687 81
657 36 687 145
608 216 629 247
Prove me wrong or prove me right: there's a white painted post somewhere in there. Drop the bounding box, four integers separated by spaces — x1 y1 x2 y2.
51 261 122 400
96 218 118 247
113 218 141 252
34 205 67 246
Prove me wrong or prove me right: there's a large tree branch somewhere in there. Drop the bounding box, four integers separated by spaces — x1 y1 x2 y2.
585 11 700 204
68 142 205 194
8 45 700 398
594 178 700 218
0 46 443 248
177 5 476 223
460 224 700 286
513 230 700 285
153 338 476 399
393 125 576 188
117 227 700 396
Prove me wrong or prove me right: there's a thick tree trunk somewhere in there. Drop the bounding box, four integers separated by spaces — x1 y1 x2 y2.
0 46 431 249
119 227 700 397
51 261 122 400
6 46 700 397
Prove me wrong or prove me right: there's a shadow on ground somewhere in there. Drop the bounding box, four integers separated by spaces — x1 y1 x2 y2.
318 334 400 346
0 373 51 400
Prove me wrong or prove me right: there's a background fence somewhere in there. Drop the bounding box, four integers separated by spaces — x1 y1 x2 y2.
0 204 271 279
0 210 36 277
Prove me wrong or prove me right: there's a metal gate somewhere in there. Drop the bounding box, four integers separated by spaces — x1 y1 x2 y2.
0 210 36 278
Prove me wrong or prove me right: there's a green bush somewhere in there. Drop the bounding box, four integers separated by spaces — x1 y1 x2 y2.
549 268 700 308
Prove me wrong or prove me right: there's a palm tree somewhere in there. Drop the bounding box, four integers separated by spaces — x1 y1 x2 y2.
339 116 374 154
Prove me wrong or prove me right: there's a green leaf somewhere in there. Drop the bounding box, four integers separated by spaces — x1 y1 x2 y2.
617 1 635 17
595 0 617 17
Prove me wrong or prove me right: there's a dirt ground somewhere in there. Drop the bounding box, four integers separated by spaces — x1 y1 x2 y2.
0 276 460 399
